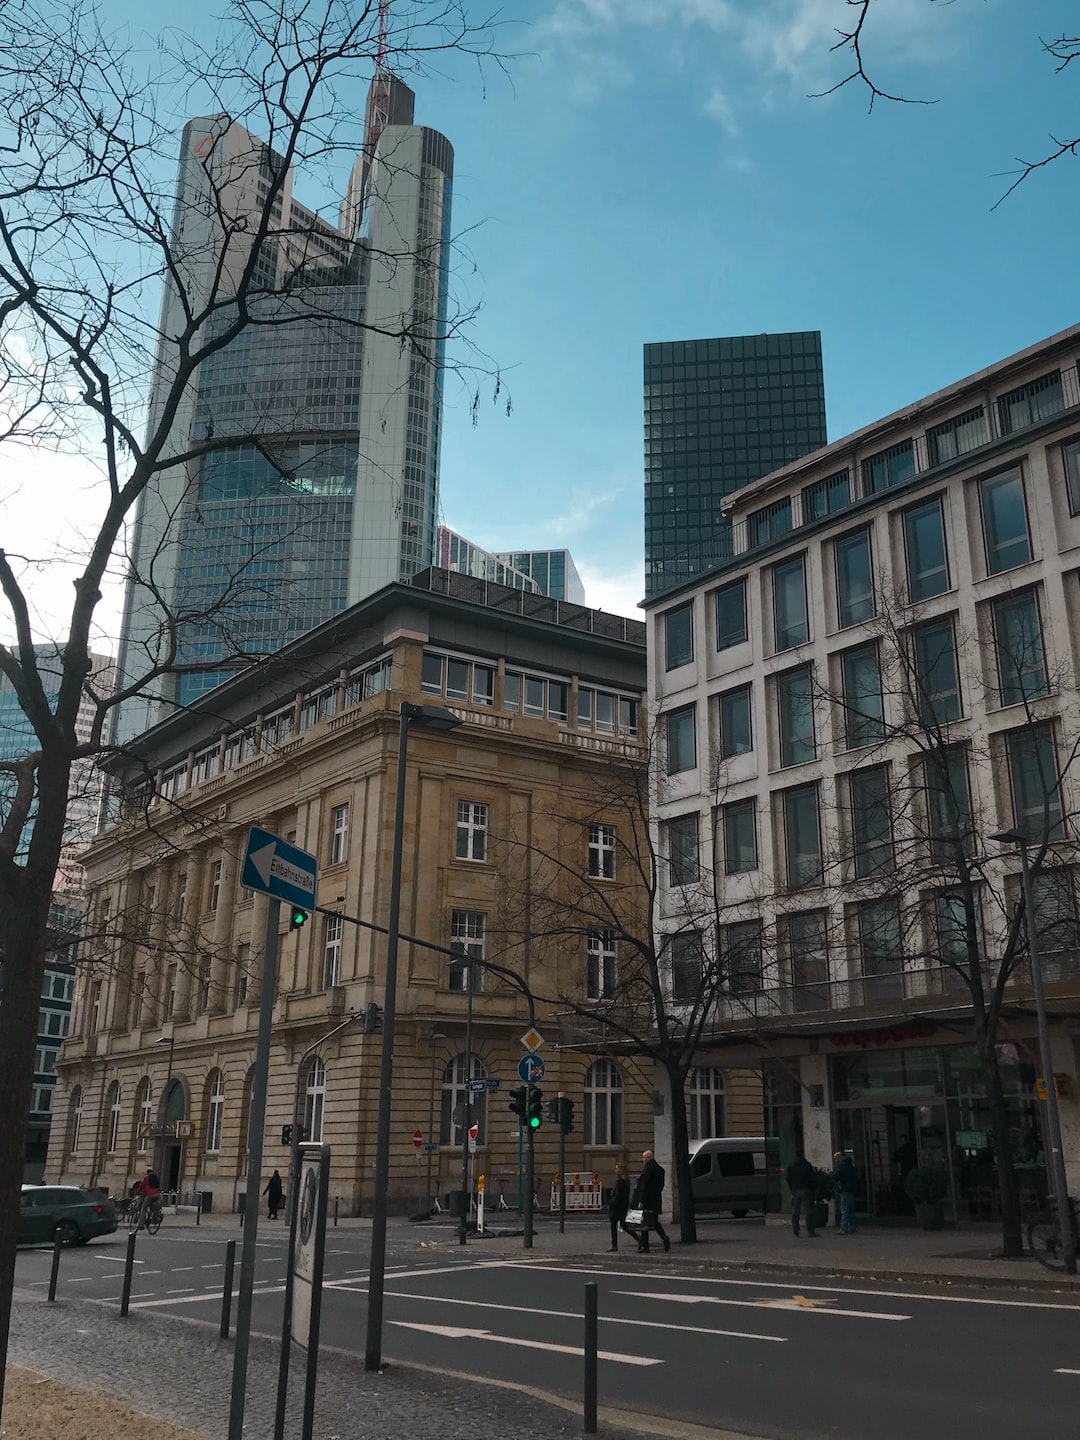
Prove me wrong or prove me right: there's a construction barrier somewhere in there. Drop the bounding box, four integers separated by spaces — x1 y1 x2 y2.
549 1172 604 1212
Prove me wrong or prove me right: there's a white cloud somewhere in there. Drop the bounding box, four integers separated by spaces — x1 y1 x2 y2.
577 558 645 619
702 86 739 135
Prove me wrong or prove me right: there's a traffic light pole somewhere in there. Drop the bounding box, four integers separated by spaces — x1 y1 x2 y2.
558 1092 566 1235
458 956 475 1246
524 1084 535 1252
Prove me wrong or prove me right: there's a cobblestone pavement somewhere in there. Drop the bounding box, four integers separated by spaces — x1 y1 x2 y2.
8 1292 661 1440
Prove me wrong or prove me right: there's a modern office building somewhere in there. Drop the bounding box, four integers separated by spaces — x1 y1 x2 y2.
646 323 1080 1222
493 549 586 604
114 69 454 737
435 526 539 592
25 899 78 1180
644 331 827 599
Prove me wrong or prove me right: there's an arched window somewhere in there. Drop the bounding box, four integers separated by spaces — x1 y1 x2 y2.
206 1070 225 1153
304 1057 325 1144
136 1079 153 1155
687 1067 725 1140
440 1054 487 1146
69 1086 83 1154
106 1081 121 1153
583 1060 623 1145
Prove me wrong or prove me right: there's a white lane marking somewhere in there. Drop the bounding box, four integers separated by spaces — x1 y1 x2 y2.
129 1284 285 1309
1054 1368 1080 1375
165 1287 196 1295
323 1284 784 1344
172 1266 194 1272
92 1255 144 1265
200 1264 219 1270
616 1289 908 1322
68 1277 94 1283
390 1321 662 1366
504 1263 1080 1313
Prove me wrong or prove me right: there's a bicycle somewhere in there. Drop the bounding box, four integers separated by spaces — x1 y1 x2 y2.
1026 1196 1079 1270
129 1195 164 1235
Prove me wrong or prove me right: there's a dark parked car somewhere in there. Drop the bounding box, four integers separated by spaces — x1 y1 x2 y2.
18 1184 118 1246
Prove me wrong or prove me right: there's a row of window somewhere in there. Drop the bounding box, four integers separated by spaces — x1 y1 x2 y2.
663 462 1055 670
665 726 1063 889
421 650 640 736
67 1060 729 1155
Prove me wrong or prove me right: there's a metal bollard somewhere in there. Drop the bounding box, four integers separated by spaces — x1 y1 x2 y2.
583 1281 598 1434
119 1229 138 1316
333 1197 339 1227
47 1233 63 1303
220 1238 237 1339
196 1197 201 1227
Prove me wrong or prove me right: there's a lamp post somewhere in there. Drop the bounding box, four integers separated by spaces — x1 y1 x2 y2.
457 948 475 1246
990 828 1077 1273
155 1029 176 1190
425 1031 447 1216
365 700 461 1372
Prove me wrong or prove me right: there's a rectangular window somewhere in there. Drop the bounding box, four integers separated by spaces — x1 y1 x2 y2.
1007 724 1063 840
473 665 495 706
586 930 617 1000
718 684 753 759
980 470 1031 573
783 784 821 888
455 801 488 862
934 890 972 992
858 897 904 1001
926 745 973 859
912 618 962 725
850 765 893 878
449 911 485 991
1029 870 1080 969
773 555 809 651
595 692 616 734
862 439 915 494
524 676 545 715
330 803 349 864
928 406 988 466
715 579 748 650
505 671 522 710
445 658 470 701
841 643 885 749
666 814 699 886
998 370 1064 435
323 915 342 989
665 602 694 670
670 932 703 1003
834 529 875 628
666 705 697 774
724 921 762 994
421 651 443 693
778 667 815 767
903 498 949 601
207 860 222 913
548 681 568 722
992 589 1047 707
802 470 851 522
722 799 757 874
1064 438 1080 516
748 498 792 547
588 823 617 879
784 911 829 1010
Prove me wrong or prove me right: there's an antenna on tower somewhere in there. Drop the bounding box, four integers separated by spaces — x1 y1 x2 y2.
365 0 392 161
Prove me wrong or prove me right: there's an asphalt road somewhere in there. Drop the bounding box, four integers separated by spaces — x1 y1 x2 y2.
16 1226 1080 1440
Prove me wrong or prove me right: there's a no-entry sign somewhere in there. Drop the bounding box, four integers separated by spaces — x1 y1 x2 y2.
412 1129 423 1149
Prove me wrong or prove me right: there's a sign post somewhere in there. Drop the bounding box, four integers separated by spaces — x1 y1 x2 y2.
290 1143 331 1440
230 827 316 1440
413 1130 423 1218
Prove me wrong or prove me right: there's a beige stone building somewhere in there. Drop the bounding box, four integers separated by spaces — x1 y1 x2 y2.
52 570 757 1214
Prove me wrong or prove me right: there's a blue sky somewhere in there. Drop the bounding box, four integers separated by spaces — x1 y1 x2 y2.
6 0 1080 643
412 0 1080 614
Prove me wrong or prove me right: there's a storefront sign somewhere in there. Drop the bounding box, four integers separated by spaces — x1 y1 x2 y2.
830 1022 937 1050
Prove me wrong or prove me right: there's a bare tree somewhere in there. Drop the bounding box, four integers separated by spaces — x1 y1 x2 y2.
0 0 502 1418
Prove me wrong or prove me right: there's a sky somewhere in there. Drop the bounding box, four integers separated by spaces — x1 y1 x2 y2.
5 0 1080 645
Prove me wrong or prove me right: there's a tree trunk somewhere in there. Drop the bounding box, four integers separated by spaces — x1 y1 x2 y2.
976 1034 1024 1257
666 1061 697 1245
0 869 54 1429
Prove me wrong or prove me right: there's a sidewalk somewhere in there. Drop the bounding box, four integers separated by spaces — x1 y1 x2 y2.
169 1206 1080 1293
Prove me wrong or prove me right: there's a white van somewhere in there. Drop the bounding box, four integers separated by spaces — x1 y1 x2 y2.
689 1136 774 1217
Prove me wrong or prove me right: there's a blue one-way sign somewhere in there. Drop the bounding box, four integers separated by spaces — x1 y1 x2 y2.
241 826 318 909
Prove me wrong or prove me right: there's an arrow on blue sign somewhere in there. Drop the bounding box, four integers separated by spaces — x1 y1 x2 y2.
518 1054 545 1084
241 826 318 909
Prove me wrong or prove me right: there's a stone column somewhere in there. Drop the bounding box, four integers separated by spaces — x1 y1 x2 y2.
173 850 205 1021
208 834 240 1014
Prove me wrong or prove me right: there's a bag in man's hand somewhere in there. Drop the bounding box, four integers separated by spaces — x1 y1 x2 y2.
625 1207 645 1227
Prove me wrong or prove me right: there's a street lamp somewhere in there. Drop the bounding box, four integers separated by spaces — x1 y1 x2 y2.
425 1031 447 1217
455 945 475 1247
155 1029 176 1191
365 700 462 1372
990 828 1077 1273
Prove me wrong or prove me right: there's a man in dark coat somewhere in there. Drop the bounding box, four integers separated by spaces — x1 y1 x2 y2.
785 1153 819 1237
631 1149 671 1253
608 1163 631 1252
832 1150 857 1234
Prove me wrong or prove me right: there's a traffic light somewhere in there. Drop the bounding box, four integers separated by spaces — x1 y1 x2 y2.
363 1002 383 1033
546 1097 560 1126
281 1124 292 1146
289 907 308 931
527 1087 544 1130
559 1097 575 1135
508 1086 527 1122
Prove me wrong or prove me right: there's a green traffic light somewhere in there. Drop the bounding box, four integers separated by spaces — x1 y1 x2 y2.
528 1113 542 1129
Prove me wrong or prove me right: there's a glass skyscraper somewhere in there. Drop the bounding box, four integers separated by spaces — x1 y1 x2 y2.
115 72 454 734
644 331 827 598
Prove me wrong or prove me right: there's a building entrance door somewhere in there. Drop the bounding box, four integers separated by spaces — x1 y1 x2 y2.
163 1141 182 1194
836 1102 951 1216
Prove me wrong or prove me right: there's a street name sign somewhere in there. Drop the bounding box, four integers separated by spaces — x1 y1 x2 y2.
241 826 317 909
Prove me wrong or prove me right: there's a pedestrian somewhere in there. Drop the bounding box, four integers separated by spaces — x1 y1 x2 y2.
264 1169 284 1220
785 1152 819 1238
630 1149 671 1254
832 1150 857 1234
607 1163 632 1252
